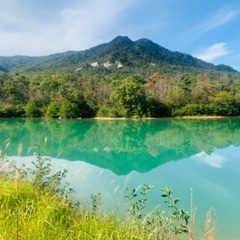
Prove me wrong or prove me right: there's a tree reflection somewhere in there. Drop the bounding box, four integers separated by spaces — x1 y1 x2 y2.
0 118 240 175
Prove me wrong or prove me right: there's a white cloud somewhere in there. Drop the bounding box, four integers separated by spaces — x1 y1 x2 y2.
204 9 240 31
196 42 229 62
0 0 140 56
195 151 227 169
57 0 128 50
186 7 240 43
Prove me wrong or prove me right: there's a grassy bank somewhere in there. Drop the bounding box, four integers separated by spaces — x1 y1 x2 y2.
0 154 216 240
0 177 152 240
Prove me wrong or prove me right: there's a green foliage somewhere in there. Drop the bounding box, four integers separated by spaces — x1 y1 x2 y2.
178 73 195 92
173 104 215 116
97 106 121 117
0 52 240 118
69 91 95 118
0 75 29 105
125 185 190 238
59 101 79 118
172 90 240 116
1 151 68 195
46 102 60 118
27 153 68 193
125 184 153 220
0 104 24 117
165 87 188 108
147 98 170 117
110 78 149 117
210 91 240 116
160 187 189 235
24 101 41 117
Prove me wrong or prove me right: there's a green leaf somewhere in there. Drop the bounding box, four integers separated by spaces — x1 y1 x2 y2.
174 198 180 204
161 194 168 198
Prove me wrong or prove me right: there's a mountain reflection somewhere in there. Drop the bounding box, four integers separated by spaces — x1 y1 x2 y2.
1 118 240 175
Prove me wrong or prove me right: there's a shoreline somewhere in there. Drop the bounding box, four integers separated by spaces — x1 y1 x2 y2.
93 115 240 120
1 115 240 121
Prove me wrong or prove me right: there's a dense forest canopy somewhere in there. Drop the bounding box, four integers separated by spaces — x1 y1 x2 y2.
0 36 240 118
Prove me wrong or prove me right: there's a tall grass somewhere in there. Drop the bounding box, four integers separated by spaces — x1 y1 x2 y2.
0 152 216 240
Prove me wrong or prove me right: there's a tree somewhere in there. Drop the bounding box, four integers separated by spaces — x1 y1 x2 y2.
67 90 94 118
59 101 78 118
110 78 148 117
25 101 41 117
145 72 171 101
210 91 239 116
46 102 60 118
177 73 195 104
2 75 29 104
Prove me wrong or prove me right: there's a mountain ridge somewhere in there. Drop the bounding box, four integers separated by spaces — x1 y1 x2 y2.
0 36 237 73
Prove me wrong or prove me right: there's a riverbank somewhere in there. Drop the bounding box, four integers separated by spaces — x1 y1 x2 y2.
93 115 240 120
0 177 216 240
0 176 143 240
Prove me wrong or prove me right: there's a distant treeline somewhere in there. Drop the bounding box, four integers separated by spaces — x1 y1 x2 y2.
0 70 240 118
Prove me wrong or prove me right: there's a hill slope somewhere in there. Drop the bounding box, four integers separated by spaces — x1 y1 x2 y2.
0 36 237 74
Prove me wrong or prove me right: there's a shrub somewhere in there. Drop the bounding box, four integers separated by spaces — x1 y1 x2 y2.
0 104 25 117
46 102 60 118
210 91 240 116
59 101 78 118
24 101 41 117
173 104 215 116
147 98 170 117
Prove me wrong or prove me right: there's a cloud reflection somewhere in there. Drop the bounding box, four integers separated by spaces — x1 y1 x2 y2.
195 151 227 168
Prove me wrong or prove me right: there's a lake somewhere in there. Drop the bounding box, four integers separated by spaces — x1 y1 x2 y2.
1 118 240 239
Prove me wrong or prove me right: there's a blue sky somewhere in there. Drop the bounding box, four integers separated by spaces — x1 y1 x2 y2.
0 0 240 70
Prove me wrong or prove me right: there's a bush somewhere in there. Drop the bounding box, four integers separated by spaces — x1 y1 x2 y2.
147 98 170 117
46 102 60 118
25 101 41 117
0 104 25 117
210 91 240 116
210 103 240 116
173 104 215 116
97 106 118 117
59 101 78 118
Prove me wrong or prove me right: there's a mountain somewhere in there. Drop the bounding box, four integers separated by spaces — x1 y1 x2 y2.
0 36 237 74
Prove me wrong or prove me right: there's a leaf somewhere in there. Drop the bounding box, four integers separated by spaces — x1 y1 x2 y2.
161 194 168 198
174 198 180 204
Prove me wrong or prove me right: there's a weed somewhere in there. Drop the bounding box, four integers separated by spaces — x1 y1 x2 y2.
125 185 190 239
91 193 102 215
125 184 153 220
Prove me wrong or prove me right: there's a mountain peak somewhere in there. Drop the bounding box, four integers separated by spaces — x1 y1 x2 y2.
110 35 132 44
135 38 153 44
108 36 134 49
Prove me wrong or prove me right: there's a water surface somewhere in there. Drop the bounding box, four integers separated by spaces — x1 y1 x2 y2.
1 118 240 239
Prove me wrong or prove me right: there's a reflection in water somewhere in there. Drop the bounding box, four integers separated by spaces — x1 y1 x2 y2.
9 146 240 240
195 151 227 168
1 118 240 175
1 118 240 239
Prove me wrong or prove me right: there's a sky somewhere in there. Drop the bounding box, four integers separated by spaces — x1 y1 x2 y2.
0 0 240 71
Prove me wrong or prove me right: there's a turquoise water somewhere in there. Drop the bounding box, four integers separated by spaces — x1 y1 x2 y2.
1 118 240 239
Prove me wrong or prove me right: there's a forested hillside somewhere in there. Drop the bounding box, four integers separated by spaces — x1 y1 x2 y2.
0 36 240 118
